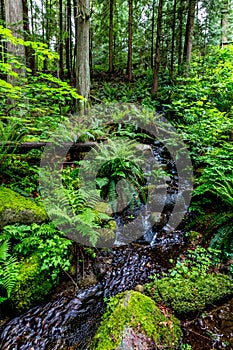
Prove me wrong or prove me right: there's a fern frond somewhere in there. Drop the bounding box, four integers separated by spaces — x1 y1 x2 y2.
0 240 10 260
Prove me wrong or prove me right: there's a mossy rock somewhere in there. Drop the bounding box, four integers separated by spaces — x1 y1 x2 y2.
0 186 48 229
91 290 182 350
10 255 54 312
145 273 233 315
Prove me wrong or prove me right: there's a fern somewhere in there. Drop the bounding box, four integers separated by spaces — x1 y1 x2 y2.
213 175 233 207
0 240 19 298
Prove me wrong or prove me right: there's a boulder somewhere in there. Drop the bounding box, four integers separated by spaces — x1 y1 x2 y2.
0 186 48 229
91 290 182 350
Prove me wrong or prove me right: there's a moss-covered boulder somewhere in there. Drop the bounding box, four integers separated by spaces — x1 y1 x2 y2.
10 255 54 312
91 290 182 350
0 186 47 229
145 273 233 315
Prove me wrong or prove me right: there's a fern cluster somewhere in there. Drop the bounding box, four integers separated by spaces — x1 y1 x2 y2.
0 222 72 308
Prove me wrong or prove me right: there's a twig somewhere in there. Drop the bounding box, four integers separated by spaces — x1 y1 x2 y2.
62 268 79 290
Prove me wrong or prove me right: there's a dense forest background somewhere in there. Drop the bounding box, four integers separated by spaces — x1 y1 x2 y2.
1 0 233 98
0 1 233 348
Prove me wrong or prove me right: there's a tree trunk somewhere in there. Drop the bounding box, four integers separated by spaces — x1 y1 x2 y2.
170 0 177 76
151 0 156 70
22 0 36 74
183 0 196 65
66 0 72 79
109 0 114 74
5 0 26 83
152 0 163 94
127 0 133 82
177 0 184 74
59 0 64 78
221 1 229 47
0 0 6 78
73 0 78 78
76 0 90 111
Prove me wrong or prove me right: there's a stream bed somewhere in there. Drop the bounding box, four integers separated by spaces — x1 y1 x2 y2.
0 141 232 349
0 237 232 350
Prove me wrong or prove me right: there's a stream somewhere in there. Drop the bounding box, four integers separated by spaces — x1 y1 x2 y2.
0 142 232 349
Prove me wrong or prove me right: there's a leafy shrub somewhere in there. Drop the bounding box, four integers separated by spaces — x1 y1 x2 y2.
0 223 73 311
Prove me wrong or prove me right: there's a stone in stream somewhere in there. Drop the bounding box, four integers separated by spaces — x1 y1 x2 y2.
91 290 182 350
0 186 48 228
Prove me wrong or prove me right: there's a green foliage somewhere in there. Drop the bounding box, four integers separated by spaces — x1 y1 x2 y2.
146 247 233 315
188 212 233 261
180 345 192 350
1 223 72 281
167 246 221 280
0 223 72 311
0 240 19 300
10 254 54 312
92 138 147 210
0 119 26 171
0 25 84 142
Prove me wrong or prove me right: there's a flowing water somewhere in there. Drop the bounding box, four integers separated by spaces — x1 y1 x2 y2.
0 142 232 349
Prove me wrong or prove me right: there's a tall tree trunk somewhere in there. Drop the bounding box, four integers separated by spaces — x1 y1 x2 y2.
151 0 156 70
76 0 90 111
152 0 163 94
5 0 25 83
0 0 6 77
221 1 229 47
183 0 196 65
59 0 64 78
127 0 133 82
66 0 72 79
22 0 36 74
177 0 184 74
170 0 177 76
73 0 78 78
109 0 114 74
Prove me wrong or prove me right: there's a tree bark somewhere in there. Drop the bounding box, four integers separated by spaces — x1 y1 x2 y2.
73 0 78 78
76 0 90 111
5 0 26 83
177 0 184 74
127 0 133 82
221 1 229 47
22 0 36 74
109 0 114 74
183 0 196 65
59 0 64 78
170 0 177 76
152 0 163 94
0 0 6 78
151 0 156 70
66 0 72 79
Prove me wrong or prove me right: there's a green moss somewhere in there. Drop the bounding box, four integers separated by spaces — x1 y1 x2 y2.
10 255 54 312
0 186 47 228
91 290 182 350
145 273 233 315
